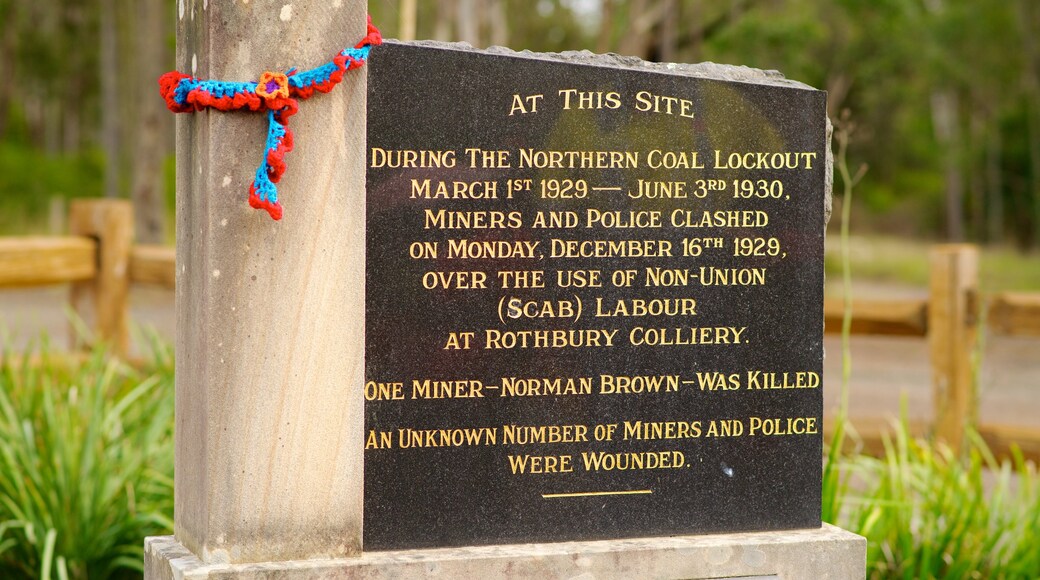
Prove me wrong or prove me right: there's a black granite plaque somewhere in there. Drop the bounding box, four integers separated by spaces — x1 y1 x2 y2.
365 41 827 551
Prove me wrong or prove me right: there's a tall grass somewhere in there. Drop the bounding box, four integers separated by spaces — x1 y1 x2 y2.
0 337 174 579
841 421 1040 579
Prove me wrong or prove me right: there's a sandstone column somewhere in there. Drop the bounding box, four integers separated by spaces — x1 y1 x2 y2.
173 0 366 564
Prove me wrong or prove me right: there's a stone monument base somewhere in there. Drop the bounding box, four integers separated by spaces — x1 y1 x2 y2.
145 524 865 579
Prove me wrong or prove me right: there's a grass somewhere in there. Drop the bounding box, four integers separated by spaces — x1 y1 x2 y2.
0 336 174 579
0 339 1033 579
0 324 1034 578
823 234 1040 293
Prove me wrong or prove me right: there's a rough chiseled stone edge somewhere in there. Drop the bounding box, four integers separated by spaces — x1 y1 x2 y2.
146 525 865 579
388 39 815 90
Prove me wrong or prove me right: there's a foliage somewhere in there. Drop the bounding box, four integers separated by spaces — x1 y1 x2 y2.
1 334 1035 579
828 422 1040 579
367 0 1038 246
695 0 1039 246
0 143 105 235
0 337 174 579
0 335 1034 578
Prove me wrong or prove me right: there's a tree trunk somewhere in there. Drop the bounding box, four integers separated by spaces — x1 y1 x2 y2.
399 0 418 41
130 0 167 243
434 0 455 41
0 6 17 140
617 0 650 57
657 0 678 62
487 0 507 47
685 0 703 61
60 0 86 153
117 0 139 200
99 0 120 198
44 98 61 154
825 73 852 119
41 0 61 155
1017 0 1040 249
596 0 615 53
457 0 479 46
931 89 964 241
969 110 986 242
63 103 81 153
986 122 1004 244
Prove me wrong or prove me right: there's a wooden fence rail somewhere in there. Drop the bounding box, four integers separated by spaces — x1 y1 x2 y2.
989 292 1040 337
0 200 175 356
1 200 1039 460
130 245 177 289
0 236 98 286
823 297 928 337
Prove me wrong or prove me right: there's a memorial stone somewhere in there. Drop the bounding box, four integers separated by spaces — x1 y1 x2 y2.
365 41 828 550
145 3 865 575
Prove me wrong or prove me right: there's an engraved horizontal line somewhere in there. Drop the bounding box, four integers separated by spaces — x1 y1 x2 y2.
542 490 652 499
591 186 622 191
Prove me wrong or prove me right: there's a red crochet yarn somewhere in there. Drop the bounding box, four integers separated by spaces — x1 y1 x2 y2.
158 16 382 220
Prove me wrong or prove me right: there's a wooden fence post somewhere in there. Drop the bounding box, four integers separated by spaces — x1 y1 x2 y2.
929 244 979 452
69 199 133 356
168 0 367 567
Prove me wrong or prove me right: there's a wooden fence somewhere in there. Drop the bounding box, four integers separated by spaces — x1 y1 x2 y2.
1 200 1039 460
822 245 1040 460
0 200 175 355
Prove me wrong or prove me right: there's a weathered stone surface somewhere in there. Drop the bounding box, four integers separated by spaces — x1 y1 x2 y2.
173 0 367 565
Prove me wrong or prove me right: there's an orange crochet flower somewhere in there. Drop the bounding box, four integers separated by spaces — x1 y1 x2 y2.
256 71 290 100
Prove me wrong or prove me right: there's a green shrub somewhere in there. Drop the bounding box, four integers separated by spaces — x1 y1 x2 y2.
0 338 174 579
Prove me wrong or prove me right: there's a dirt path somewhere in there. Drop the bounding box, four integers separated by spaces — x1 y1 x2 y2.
0 286 176 357
822 334 1040 428
2 284 1037 430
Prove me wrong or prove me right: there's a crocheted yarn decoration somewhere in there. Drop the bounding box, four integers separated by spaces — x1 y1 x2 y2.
158 17 382 220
